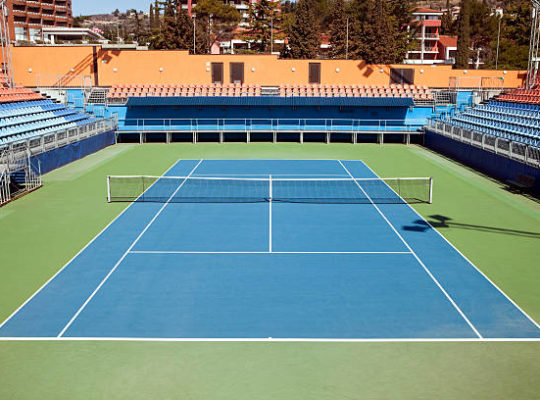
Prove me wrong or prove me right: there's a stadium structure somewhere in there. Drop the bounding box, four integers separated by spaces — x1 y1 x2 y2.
1 43 539 203
1 1 540 398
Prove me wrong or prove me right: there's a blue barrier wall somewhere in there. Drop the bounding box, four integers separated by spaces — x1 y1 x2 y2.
105 104 435 127
32 129 116 175
425 130 540 195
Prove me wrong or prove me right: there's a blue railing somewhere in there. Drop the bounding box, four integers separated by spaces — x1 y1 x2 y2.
118 118 427 133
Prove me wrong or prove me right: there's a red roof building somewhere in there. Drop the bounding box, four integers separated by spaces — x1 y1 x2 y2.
404 8 449 65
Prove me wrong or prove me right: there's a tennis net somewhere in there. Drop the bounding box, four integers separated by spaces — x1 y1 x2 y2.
107 175 433 204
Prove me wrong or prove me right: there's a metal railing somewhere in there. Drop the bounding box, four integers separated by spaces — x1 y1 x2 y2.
118 118 427 134
0 116 118 161
426 119 540 168
0 147 42 207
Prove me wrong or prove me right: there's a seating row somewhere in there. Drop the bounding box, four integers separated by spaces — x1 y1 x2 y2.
443 100 540 147
0 87 44 104
497 88 540 105
107 83 433 100
0 98 98 145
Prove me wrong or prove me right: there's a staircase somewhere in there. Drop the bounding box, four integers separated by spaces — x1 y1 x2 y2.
86 88 109 105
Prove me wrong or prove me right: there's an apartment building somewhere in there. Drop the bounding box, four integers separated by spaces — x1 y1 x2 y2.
404 8 447 65
6 0 73 42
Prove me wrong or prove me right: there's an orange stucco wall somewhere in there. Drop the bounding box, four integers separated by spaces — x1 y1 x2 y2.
12 46 528 88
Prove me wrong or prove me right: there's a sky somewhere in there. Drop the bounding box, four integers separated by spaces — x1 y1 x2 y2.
72 0 151 16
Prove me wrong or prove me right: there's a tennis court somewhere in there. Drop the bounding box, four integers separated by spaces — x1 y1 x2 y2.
1 159 539 340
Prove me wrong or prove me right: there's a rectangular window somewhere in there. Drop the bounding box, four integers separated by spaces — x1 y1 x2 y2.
230 62 244 84
29 28 41 41
309 63 321 84
211 62 224 84
390 68 415 85
14 27 27 41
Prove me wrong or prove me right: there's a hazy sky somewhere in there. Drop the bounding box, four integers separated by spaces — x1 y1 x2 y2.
72 0 151 16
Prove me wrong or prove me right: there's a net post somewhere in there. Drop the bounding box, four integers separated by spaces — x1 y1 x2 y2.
269 174 273 201
429 177 434 204
107 175 111 202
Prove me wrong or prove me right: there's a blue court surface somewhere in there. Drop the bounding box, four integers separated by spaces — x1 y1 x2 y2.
1 159 539 340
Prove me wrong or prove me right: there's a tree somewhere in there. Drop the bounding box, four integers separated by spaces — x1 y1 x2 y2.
494 0 531 70
329 0 347 59
241 0 281 53
468 0 498 68
455 0 471 68
193 0 241 54
441 0 455 35
349 0 410 64
149 4 155 30
161 0 182 49
283 0 319 59
176 4 195 52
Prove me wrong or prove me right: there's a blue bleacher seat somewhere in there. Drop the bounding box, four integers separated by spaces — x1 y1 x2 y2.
0 99 98 145
441 101 540 147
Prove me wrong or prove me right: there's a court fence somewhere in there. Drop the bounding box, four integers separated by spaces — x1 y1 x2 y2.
0 116 118 161
426 119 540 169
0 148 42 207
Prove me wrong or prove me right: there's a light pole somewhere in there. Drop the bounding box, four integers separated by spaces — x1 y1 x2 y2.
495 9 503 69
192 15 196 54
346 17 349 60
270 17 273 54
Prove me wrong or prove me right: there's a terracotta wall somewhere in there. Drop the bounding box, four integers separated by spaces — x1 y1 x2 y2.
12 46 528 88
13 46 96 87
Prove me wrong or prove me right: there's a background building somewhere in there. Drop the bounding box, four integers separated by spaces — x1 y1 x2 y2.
6 0 73 42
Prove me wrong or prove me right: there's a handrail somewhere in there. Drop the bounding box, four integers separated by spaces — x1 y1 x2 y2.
118 117 426 133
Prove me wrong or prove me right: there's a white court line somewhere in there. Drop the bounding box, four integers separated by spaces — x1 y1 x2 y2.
193 173 350 177
0 158 184 332
269 174 272 253
1 337 539 342
356 160 540 332
338 160 483 339
56 159 204 338
128 251 413 255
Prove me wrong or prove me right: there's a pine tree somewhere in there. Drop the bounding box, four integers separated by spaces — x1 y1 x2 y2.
161 0 181 49
455 0 471 68
285 0 320 59
441 0 454 35
176 2 194 51
329 0 347 59
194 0 241 53
242 0 280 53
350 0 408 64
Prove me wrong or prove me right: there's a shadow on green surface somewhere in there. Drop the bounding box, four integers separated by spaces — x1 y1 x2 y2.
403 214 540 239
